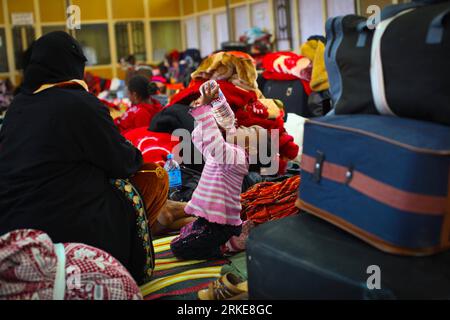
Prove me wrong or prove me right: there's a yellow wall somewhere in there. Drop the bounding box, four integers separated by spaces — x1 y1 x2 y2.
7 0 35 14
183 0 195 15
149 0 181 18
196 0 209 12
0 0 4 24
15 74 22 85
116 66 127 79
39 0 66 22
151 20 182 56
72 0 107 20
212 0 226 9
112 0 145 19
85 66 113 79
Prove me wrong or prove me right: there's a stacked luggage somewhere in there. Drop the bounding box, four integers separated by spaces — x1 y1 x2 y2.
247 0 450 299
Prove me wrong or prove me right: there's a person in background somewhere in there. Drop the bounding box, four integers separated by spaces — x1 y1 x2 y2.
0 79 14 109
179 49 202 88
126 54 136 67
151 75 168 94
0 31 163 285
114 75 163 135
150 75 169 106
165 50 181 83
0 79 14 130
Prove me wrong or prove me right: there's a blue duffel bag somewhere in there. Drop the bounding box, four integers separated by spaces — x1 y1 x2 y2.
298 115 450 256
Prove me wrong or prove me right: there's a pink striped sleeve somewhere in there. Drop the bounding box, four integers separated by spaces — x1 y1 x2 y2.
191 104 229 163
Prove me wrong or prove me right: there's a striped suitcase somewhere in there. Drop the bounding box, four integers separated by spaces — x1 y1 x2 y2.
298 115 450 255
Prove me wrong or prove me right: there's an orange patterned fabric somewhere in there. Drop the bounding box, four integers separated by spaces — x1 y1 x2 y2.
241 175 301 224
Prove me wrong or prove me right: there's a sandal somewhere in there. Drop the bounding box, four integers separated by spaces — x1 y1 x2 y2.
198 273 248 300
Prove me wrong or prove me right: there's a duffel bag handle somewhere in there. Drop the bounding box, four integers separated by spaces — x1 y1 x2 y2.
356 21 370 47
426 7 450 44
370 9 416 116
356 2 426 48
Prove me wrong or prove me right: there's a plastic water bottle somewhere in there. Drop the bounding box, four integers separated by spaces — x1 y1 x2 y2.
200 80 236 132
164 154 182 194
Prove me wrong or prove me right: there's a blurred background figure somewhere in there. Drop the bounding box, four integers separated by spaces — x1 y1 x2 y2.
114 74 162 135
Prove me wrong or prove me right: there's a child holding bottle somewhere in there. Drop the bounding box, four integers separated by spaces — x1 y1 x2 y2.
170 81 249 260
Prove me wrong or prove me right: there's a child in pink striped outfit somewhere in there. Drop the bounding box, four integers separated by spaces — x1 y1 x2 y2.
171 82 248 260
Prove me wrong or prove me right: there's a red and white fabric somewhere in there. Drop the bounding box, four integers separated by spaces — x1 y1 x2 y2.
0 229 142 300
262 52 313 95
124 128 179 166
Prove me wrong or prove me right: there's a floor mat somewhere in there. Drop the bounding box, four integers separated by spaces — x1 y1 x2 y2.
140 235 230 300
221 251 248 280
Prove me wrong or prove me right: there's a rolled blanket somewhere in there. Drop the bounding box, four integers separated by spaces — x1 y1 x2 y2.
191 51 258 91
261 52 312 95
300 38 329 92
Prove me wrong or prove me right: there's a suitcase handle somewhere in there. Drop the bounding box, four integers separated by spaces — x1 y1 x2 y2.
313 151 325 183
426 7 450 44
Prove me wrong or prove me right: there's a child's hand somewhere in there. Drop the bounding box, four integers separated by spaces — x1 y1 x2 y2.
195 82 220 107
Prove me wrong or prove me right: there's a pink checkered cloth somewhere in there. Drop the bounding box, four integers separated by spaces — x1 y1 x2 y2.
0 229 142 300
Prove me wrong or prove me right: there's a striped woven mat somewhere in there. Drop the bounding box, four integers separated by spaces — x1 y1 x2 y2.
140 235 230 300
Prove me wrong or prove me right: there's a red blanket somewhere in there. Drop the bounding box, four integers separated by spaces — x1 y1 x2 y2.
169 79 299 164
262 52 313 95
124 128 179 165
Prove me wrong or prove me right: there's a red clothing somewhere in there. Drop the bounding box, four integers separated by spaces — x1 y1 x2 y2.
170 79 258 109
124 128 179 165
169 79 299 170
115 100 162 135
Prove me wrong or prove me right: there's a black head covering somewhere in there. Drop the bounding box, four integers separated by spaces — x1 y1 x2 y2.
21 31 87 94
149 104 195 133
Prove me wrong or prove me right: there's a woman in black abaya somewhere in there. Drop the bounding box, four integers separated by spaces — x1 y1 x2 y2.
0 31 161 285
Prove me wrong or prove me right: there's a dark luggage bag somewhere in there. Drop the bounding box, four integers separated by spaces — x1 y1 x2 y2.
262 79 310 119
325 1 450 125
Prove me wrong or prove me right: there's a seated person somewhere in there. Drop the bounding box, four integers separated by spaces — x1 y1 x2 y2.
150 75 169 106
114 75 162 135
0 32 167 285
